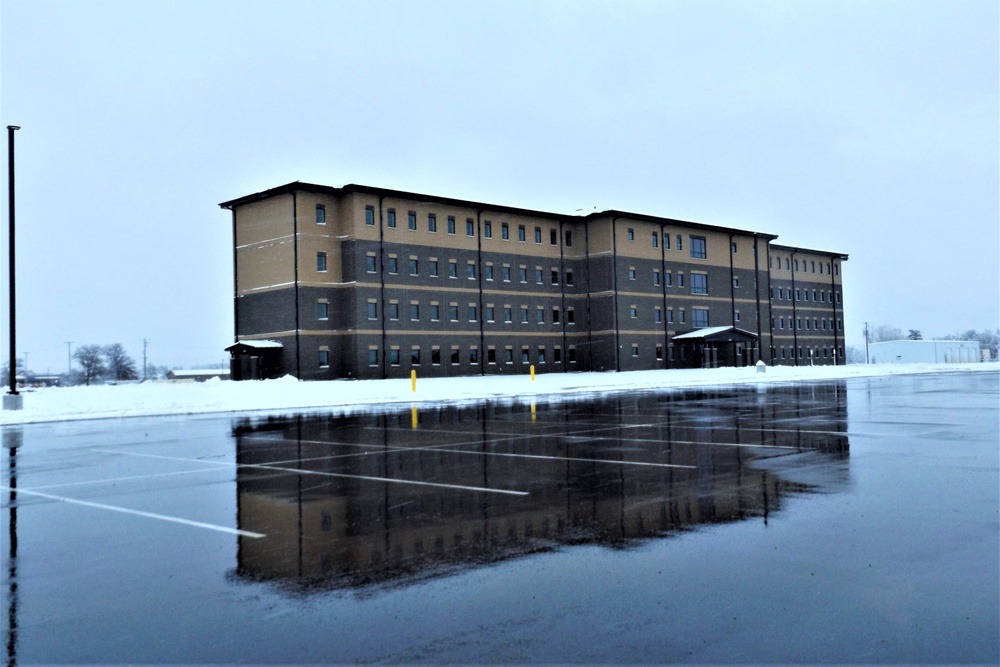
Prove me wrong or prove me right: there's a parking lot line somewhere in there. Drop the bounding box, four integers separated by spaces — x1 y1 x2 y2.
1 485 265 538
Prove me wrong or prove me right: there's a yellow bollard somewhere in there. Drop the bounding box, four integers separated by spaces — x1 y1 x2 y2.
530 364 535 381
411 369 416 393
411 405 418 429
531 401 537 422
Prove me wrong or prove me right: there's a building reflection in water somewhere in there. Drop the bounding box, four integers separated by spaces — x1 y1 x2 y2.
232 383 849 592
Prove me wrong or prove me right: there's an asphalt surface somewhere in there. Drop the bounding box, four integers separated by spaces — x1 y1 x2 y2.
2 371 997 664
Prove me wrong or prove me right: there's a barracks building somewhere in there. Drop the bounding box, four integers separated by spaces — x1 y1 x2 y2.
220 182 847 380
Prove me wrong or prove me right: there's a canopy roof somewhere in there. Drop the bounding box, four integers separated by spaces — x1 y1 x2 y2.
672 326 758 342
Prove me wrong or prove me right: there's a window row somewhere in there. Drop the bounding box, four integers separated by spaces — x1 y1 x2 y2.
771 255 840 276
772 345 845 360
772 316 843 331
359 300 576 325
359 344 580 368
771 286 842 304
363 253 575 285
358 205 574 247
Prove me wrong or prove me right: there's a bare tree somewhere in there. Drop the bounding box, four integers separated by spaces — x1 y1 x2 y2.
104 343 138 382
871 325 903 342
74 345 106 386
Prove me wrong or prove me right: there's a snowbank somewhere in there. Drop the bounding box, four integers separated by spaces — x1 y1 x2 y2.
0 363 995 425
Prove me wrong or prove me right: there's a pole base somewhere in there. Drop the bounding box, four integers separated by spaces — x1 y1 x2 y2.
3 393 23 410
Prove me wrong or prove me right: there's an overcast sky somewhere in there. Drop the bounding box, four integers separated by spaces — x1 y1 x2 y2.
1 0 997 374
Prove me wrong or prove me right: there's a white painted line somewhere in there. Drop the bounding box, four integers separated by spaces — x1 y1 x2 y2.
1 486 265 538
25 467 228 491
92 449 529 497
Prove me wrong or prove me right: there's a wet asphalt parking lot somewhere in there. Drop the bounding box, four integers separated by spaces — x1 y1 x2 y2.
2 371 998 664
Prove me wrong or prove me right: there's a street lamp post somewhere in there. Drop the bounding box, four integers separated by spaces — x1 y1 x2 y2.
4 125 22 410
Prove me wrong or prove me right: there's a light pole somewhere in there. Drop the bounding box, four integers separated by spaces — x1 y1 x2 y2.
4 125 22 410
65 341 73 374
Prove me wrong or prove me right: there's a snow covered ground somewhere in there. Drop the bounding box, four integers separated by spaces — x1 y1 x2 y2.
1 363 995 425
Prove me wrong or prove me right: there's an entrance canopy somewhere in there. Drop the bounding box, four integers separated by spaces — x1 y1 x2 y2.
672 326 758 344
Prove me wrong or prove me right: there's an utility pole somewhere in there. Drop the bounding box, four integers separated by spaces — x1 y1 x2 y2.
4 125 22 410
143 338 148 381
864 322 870 365
65 341 72 374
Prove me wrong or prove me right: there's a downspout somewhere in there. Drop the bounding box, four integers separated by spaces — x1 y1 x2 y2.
378 196 387 379
292 192 301 378
476 210 485 375
585 221 593 370
752 234 762 363
660 224 668 368
728 233 736 326
231 208 239 343
830 256 839 365
790 249 799 366
612 216 621 372
559 219 567 371
765 240 775 364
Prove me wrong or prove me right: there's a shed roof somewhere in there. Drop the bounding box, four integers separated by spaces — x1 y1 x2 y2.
672 326 758 342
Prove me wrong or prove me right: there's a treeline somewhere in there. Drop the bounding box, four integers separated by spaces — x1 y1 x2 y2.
864 325 998 358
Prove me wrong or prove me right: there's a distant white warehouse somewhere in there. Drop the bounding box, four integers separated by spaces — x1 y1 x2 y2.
869 340 982 364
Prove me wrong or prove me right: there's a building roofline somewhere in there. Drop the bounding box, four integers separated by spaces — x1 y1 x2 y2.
219 182 780 238
769 242 849 260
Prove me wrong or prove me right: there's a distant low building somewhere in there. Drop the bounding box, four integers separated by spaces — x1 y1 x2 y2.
167 368 231 382
869 339 981 364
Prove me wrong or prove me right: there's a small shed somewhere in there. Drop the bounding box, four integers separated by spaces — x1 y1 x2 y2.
226 340 284 380
672 326 758 368
869 339 981 364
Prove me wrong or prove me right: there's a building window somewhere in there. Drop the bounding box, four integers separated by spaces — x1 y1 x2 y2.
679 309 686 324
429 259 439 277
731 241 737 254
469 348 479 364
408 258 418 275
485 306 495 322
535 268 543 284
652 232 658 248
468 305 477 322
551 269 559 285
431 348 441 365
655 307 662 323
364 206 375 226
676 235 682 251
366 302 377 319
449 348 461 365
678 273 685 288
484 221 492 238
485 264 494 280
317 204 327 225
536 308 544 324
534 227 542 243
487 348 497 364
467 263 477 279
627 228 634 241
448 260 458 278
430 304 440 321
550 229 558 245
449 304 459 321
567 308 575 324
690 236 707 259
318 350 330 368
628 268 636 281
390 349 400 366
522 347 530 364
565 230 573 246
667 309 674 323
505 348 514 364
366 255 376 272
690 274 707 294
566 270 574 285
653 270 660 286
554 347 562 363
317 302 328 320
518 225 526 242
735 310 741 322
553 307 560 323
387 209 396 228
664 234 670 250
428 213 437 232
467 219 475 236
519 267 527 283
368 349 378 366
502 266 511 282
795 289 800 301
732 276 739 288
387 257 398 274
316 252 328 272
631 344 639 357
502 222 509 240
409 303 419 321
656 344 663 360
520 307 529 323
388 303 399 320
447 216 456 234
408 211 417 230
568 347 577 363
411 348 420 365
503 307 512 323
794 259 799 271
538 347 546 364
665 272 672 287
778 287 784 300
